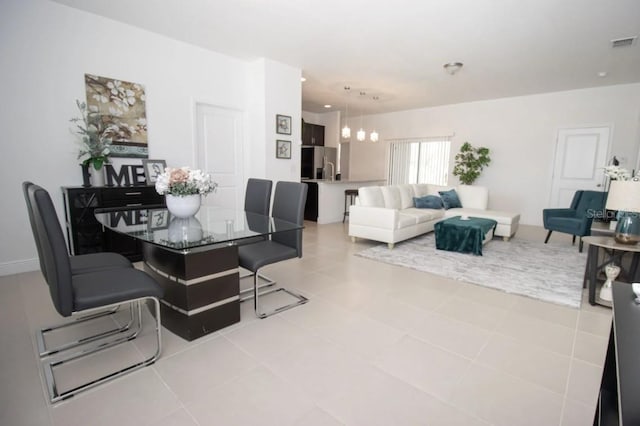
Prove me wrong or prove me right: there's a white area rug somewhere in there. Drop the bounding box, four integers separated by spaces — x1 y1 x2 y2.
355 235 587 308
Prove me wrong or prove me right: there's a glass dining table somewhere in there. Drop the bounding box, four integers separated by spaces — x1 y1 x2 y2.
95 205 302 341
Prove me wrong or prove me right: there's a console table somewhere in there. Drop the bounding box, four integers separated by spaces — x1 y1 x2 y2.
582 236 640 306
62 186 163 261
594 282 640 425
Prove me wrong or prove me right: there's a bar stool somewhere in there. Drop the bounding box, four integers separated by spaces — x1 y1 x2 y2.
343 189 358 223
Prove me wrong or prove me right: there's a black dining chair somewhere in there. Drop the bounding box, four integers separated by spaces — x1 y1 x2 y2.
238 181 308 318
238 178 273 247
238 178 275 294
244 178 273 215
29 184 164 402
22 181 138 357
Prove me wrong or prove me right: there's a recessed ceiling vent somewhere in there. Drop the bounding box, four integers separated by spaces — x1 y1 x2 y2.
611 36 637 48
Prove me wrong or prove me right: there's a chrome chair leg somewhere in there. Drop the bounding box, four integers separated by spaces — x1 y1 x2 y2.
37 304 138 357
239 272 276 302
44 298 162 403
250 270 308 319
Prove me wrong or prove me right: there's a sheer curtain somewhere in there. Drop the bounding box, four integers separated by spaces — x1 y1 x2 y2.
388 136 452 185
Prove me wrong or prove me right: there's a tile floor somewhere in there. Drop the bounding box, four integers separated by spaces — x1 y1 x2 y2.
0 223 611 425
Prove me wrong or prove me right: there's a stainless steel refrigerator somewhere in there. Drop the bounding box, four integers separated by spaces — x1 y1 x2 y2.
301 146 337 180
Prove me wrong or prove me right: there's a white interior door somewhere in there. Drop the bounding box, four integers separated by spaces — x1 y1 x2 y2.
195 103 244 211
550 126 610 207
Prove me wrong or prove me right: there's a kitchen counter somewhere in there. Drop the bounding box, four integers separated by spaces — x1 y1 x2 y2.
302 179 385 224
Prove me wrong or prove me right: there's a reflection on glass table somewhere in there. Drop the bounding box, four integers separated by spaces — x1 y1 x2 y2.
94 205 298 251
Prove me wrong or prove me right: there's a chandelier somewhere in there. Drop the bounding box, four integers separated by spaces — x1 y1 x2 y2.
341 88 380 143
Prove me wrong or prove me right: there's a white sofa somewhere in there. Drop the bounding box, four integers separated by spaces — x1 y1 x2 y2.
348 184 520 248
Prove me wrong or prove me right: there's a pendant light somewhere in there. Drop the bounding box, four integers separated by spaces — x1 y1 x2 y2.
369 96 379 142
356 91 366 141
341 86 351 139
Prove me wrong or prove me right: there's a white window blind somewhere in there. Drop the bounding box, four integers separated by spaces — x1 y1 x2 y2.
388 136 451 185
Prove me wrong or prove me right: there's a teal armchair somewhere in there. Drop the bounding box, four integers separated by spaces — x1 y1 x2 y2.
543 190 607 252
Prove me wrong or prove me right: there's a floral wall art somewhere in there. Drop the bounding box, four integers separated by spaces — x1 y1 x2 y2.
84 73 148 158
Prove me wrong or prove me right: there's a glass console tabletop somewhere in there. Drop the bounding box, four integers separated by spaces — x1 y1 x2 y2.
95 205 302 251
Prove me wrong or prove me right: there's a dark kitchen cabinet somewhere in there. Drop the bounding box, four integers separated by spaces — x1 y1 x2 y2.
62 186 164 261
302 121 325 146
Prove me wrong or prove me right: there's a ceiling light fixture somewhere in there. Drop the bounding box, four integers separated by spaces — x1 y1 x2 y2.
341 86 351 139
357 91 366 142
443 62 464 75
300 77 307 82
370 96 379 143
324 104 332 108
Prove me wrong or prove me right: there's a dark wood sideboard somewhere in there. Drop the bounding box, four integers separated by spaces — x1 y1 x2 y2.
594 282 640 425
62 186 164 261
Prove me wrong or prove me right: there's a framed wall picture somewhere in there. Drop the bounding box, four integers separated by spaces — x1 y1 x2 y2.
276 114 292 135
141 159 167 183
276 140 291 159
85 73 148 158
147 209 169 231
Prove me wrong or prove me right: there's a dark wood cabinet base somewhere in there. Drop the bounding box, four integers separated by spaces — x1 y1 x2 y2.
142 242 241 341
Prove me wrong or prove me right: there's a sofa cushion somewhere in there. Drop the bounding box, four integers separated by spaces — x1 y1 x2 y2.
439 189 462 209
445 208 519 225
403 207 445 223
413 195 444 209
381 186 403 209
359 186 385 207
398 185 415 209
397 212 420 229
412 184 431 198
428 185 455 195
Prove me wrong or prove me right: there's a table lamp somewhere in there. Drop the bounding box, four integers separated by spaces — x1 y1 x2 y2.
605 180 640 244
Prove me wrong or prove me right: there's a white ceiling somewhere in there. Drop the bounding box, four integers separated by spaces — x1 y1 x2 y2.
54 0 640 115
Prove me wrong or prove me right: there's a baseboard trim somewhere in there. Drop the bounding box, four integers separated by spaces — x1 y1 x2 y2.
0 258 39 277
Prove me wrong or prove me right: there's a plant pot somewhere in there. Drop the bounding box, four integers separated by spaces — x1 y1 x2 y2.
90 166 105 187
165 194 201 218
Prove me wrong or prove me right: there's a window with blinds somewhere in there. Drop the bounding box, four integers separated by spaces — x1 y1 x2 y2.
388 137 451 185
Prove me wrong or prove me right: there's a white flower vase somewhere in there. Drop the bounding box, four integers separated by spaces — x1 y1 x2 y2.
166 194 201 218
91 166 105 187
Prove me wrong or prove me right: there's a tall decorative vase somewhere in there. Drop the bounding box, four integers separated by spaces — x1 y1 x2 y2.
599 263 620 302
90 166 105 187
165 194 201 218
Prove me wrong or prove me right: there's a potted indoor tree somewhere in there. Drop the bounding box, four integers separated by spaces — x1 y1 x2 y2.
452 141 491 185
